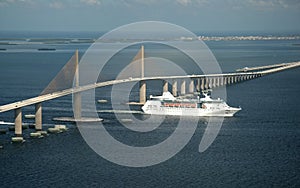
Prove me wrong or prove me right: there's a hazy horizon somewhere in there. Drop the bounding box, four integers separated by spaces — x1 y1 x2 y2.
0 0 299 33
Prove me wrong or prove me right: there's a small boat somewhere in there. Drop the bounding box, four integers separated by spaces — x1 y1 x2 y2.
37 131 48 136
25 114 35 119
30 132 43 138
38 48 56 51
47 127 62 133
54 124 68 131
47 125 67 133
97 99 108 103
11 137 25 143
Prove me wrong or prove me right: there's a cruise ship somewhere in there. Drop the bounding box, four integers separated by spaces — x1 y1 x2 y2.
141 92 241 117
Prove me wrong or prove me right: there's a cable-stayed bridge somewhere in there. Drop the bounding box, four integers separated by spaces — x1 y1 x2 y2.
0 46 299 140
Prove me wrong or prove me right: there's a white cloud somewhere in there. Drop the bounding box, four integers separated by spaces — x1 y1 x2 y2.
176 0 192 6
0 0 33 5
176 0 208 6
245 0 300 9
49 2 63 9
120 0 162 6
247 0 276 8
0 0 37 8
80 0 101 6
0 0 298 10
176 0 300 9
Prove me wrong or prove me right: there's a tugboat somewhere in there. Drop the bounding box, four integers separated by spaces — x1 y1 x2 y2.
142 91 241 117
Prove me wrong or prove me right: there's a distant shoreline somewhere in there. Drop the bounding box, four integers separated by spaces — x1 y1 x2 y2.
0 35 299 45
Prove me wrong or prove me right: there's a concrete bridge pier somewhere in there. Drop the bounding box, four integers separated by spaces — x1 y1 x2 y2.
214 77 218 88
73 49 82 119
35 103 42 131
229 76 233 84
172 80 177 96
180 80 186 95
200 78 205 90
224 77 228 85
139 80 146 104
234 76 238 83
14 108 22 137
211 78 214 88
163 80 168 92
216 77 220 87
196 78 200 91
189 79 194 93
205 78 209 89
208 78 213 89
218 77 223 86
239 76 243 82
74 92 82 119
218 77 221 86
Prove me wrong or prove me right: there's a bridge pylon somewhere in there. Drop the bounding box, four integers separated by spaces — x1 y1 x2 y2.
35 103 42 131
139 45 146 104
14 108 22 137
73 49 82 119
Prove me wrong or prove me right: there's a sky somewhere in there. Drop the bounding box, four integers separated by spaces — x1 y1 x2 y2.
0 0 300 34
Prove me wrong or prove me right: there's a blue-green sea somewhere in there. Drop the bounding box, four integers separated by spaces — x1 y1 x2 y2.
0 31 299 187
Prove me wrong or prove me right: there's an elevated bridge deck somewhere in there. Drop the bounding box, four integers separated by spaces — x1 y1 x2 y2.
1 61 299 113
0 47 299 140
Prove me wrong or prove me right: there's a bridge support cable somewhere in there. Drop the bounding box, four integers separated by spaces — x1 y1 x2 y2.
38 50 80 122
40 51 78 95
74 50 82 119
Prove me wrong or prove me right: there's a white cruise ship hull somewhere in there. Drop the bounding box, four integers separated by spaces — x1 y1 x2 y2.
141 92 241 117
142 106 241 117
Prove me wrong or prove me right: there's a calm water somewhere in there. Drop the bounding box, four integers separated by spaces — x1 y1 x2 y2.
0 32 300 187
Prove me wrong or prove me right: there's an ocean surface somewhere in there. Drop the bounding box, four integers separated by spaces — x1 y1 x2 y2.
0 32 300 187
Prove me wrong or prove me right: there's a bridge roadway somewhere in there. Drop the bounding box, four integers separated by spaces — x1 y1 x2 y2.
0 72 260 113
236 62 298 72
259 61 300 74
1 61 300 114
0 60 299 139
